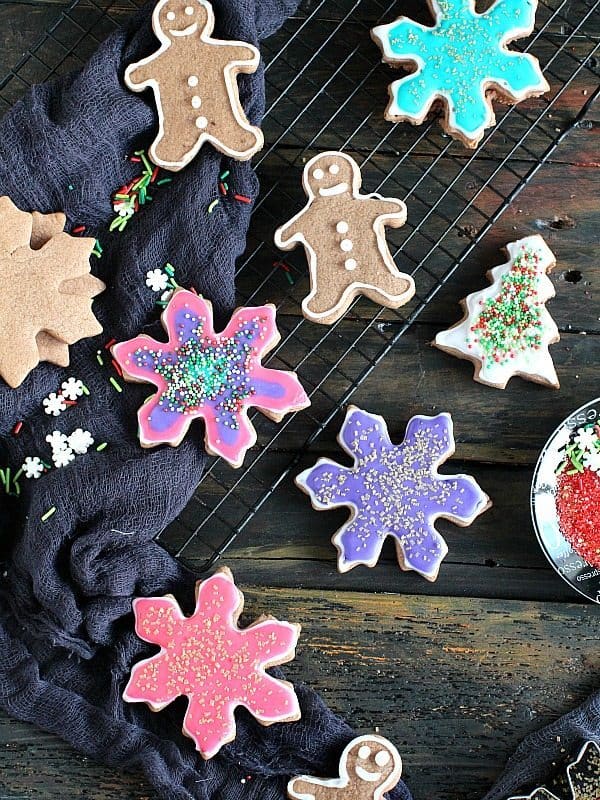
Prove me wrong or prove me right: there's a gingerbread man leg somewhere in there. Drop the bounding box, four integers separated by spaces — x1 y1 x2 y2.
213 107 262 158
361 267 414 308
304 271 352 322
151 113 200 169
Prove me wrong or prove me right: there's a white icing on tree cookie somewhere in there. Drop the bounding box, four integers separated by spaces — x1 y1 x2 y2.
434 235 559 389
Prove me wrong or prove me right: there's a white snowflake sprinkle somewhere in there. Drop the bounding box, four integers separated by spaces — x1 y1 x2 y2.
46 431 69 452
61 377 84 401
582 449 600 473
574 427 598 453
52 448 75 469
43 392 67 416
68 428 94 455
146 269 169 293
22 456 44 479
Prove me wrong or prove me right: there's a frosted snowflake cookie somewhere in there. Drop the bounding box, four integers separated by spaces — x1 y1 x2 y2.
124 567 301 759
371 0 550 148
296 406 490 581
434 235 559 389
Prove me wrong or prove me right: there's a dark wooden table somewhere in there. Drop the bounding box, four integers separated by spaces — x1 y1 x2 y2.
0 1 599 798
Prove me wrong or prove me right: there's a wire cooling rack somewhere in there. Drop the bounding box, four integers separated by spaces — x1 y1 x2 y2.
1 0 599 569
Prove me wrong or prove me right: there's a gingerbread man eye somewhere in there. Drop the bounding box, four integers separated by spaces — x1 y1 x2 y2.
313 168 324 180
329 164 340 175
185 5 194 14
166 10 176 19
375 750 391 767
358 745 371 760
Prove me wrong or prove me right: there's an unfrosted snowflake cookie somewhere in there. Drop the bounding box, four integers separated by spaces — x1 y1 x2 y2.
125 0 263 169
124 567 301 759
371 0 550 148
434 235 559 389
288 734 403 800
274 151 414 325
112 288 310 466
0 197 104 388
296 406 490 581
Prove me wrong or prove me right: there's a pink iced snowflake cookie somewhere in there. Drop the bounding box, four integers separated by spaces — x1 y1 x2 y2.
112 288 310 467
296 406 490 581
123 566 301 759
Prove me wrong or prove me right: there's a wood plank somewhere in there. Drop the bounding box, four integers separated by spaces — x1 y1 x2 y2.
0 590 597 799
236 322 600 462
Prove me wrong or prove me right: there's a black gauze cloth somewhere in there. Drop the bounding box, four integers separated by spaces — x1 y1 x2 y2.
484 689 600 799
0 2 416 799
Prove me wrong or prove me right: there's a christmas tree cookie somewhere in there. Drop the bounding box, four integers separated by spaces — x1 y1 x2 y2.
434 235 560 389
371 0 550 148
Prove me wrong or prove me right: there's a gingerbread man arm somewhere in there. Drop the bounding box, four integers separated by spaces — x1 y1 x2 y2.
288 776 332 800
125 52 164 90
369 196 407 227
219 41 259 68
274 212 307 249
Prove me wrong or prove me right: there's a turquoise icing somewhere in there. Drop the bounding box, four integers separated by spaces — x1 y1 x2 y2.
376 0 546 138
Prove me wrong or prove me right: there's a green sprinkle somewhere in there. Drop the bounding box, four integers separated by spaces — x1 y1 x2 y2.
41 506 56 522
164 263 175 276
96 442 108 452
109 217 124 232
13 468 23 484
114 193 129 200
0 469 5 489
285 271 295 285
96 351 104 366
68 184 74 191
156 178 172 185
208 199 220 213
220 170 230 180
5 468 10 490
42 461 52 470
81 383 90 396
109 377 122 393
13 481 20 497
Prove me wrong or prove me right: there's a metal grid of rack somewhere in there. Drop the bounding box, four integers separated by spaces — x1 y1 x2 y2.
1 0 599 569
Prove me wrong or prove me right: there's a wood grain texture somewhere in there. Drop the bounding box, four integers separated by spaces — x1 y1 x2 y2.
0 0 598 799
1 589 598 799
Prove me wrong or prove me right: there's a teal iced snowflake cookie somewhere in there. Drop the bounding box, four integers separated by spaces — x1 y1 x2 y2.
371 0 549 148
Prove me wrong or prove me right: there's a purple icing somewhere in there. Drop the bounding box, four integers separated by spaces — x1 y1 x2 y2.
297 407 489 581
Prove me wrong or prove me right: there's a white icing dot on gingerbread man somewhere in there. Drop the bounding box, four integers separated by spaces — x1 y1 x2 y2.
125 0 264 170
275 152 415 325
288 734 403 800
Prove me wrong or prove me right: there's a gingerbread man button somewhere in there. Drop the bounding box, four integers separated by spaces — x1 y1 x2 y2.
275 152 415 325
288 734 403 800
125 0 263 170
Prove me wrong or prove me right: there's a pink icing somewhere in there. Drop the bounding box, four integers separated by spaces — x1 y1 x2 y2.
112 289 310 466
123 567 301 759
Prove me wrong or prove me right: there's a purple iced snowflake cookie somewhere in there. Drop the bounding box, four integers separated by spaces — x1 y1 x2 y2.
296 406 491 581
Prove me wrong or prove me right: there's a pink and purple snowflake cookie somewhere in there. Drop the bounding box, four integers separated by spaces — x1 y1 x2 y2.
112 288 310 467
296 406 491 581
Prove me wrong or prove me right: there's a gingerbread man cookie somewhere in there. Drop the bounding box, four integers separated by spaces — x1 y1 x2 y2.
288 734 403 800
274 152 415 325
125 0 263 170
